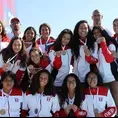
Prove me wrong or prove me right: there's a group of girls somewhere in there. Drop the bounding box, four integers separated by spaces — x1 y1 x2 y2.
0 17 118 117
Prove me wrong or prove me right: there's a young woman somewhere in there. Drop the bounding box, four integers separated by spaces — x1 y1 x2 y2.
81 71 116 117
21 69 60 117
0 36 27 86
49 29 73 93
37 23 55 55
59 73 87 117
20 48 52 92
0 71 23 117
92 26 115 83
0 21 10 51
72 20 98 83
22 26 39 55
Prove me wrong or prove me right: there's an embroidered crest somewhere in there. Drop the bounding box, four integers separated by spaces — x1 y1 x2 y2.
99 97 103 102
15 98 19 102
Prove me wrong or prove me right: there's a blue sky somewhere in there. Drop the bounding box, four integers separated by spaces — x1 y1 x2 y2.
12 0 118 38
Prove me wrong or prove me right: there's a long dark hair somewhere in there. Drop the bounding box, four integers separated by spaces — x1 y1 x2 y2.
23 26 37 47
92 26 113 47
72 20 95 59
53 29 73 51
60 73 83 107
30 69 55 95
84 71 103 88
0 36 27 67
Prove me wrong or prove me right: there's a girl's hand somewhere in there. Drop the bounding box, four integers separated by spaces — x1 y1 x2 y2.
71 105 78 112
84 47 91 56
96 37 106 44
2 63 9 71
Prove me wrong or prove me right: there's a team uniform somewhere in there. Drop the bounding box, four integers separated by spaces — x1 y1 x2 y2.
0 54 26 85
96 41 115 83
37 37 55 54
81 86 116 117
0 88 23 117
0 35 10 51
59 96 87 117
49 45 73 87
73 40 98 83
21 92 60 117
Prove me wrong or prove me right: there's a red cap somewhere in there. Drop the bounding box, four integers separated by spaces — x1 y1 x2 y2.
10 17 20 23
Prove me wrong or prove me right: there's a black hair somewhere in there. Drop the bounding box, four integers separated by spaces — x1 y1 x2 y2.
72 20 95 59
53 29 73 51
1 71 17 88
30 69 55 96
84 71 103 88
60 73 83 107
0 36 27 67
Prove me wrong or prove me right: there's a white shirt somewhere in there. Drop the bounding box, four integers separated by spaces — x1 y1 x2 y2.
7 32 23 40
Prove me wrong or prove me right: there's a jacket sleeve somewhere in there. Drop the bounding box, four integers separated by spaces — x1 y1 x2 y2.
100 42 114 63
74 108 87 117
101 89 116 117
51 94 60 114
49 50 62 69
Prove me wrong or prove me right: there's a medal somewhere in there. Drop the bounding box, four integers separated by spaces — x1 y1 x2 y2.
34 108 38 114
94 108 99 114
61 50 66 55
0 109 6 115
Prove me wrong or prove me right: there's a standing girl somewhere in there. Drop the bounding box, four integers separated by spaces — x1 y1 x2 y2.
72 20 98 83
49 29 73 93
37 23 55 55
22 26 39 55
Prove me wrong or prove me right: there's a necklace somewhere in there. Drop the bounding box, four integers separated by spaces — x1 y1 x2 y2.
89 87 99 114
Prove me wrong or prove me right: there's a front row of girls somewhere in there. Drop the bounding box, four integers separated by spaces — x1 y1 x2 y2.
0 70 116 117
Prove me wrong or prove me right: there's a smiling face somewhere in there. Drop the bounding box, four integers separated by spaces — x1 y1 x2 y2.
87 73 98 88
25 29 35 42
39 72 49 87
61 33 71 46
78 23 88 38
67 76 76 91
12 39 22 53
93 28 102 39
30 50 41 64
40 25 50 39
2 76 14 92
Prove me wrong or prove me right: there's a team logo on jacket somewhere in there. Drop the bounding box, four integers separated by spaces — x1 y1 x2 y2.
15 98 19 102
47 97 52 101
99 97 103 102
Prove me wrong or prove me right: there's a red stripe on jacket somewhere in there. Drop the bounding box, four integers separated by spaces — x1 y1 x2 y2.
100 42 114 63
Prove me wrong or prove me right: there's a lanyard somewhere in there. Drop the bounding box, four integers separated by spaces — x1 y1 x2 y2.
40 37 50 45
79 38 87 46
89 87 99 112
